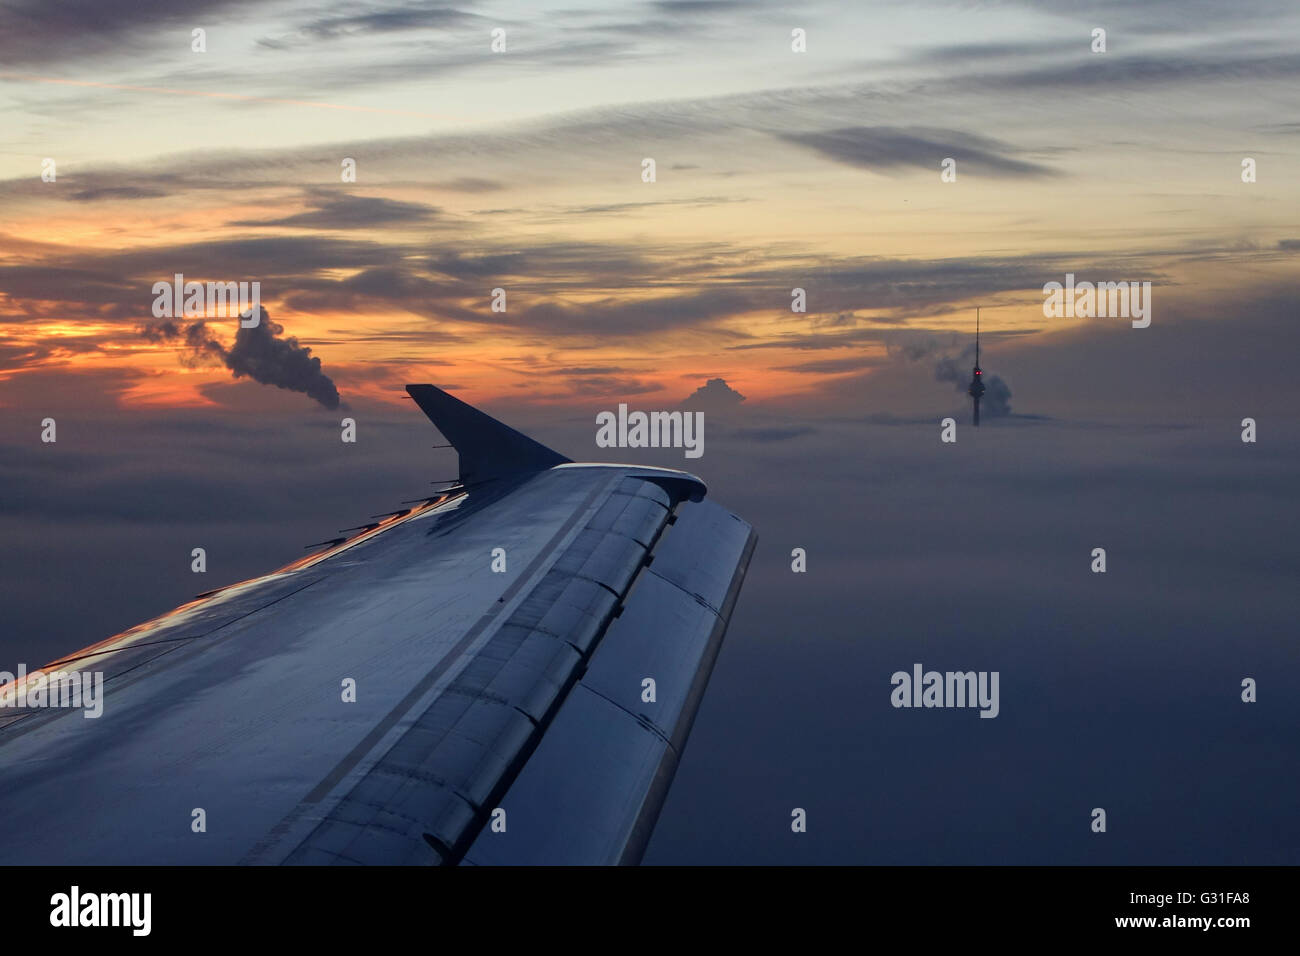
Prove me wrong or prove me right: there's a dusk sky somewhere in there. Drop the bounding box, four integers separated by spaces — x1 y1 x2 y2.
2 0 1297 865
3 0 1298 412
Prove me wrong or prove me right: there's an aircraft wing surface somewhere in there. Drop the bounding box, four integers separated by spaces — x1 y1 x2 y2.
0 385 755 865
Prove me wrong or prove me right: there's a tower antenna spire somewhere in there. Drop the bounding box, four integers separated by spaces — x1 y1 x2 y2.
968 307 985 427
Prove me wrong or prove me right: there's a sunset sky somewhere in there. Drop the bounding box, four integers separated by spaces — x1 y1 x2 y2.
3 0 1298 414
2 0 1298 865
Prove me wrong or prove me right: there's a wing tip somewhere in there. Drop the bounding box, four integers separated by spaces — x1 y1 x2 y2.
404 382 570 485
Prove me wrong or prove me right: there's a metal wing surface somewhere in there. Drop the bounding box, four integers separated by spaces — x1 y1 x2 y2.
0 385 756 865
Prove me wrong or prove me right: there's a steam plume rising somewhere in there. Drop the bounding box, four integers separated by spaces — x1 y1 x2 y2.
935 352 1012 418
140 306 343 409
886 332 1013 419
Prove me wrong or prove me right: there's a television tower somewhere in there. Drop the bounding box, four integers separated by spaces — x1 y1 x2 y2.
968 308 985 426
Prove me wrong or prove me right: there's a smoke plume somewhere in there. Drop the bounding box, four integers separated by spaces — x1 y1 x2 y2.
935 351 1012 418
140 306 343 409
886 331 1013 418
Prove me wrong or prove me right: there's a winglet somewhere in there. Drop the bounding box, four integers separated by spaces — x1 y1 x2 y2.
406 384 571 485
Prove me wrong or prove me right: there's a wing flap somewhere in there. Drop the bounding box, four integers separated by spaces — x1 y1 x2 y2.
462 498 757 865
279 473 688 865
463 685 670 866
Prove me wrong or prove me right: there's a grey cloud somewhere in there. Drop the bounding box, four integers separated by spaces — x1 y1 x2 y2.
0 265 146 316
69 185 171 202
906 40 1061 63
562 376 661 397
281 268 470 319
683 377 746 409
774 355 888 375
273 3 479 44
0 0 256 65
551 366 627 376
546 196 747 218
426 242 671 286
513 289 764 336
0 227 1229 360
434 178 505 193
0 235 404 318
651 0 747 11
191 38 637 98
144 235 400 276
780 126 1057 178
981 50 1300 93
237 192 442 229
428 251 528 278
991 0 1288 32
811 312 862 329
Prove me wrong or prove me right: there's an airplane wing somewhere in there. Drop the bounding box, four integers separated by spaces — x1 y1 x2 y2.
0 385 756 865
